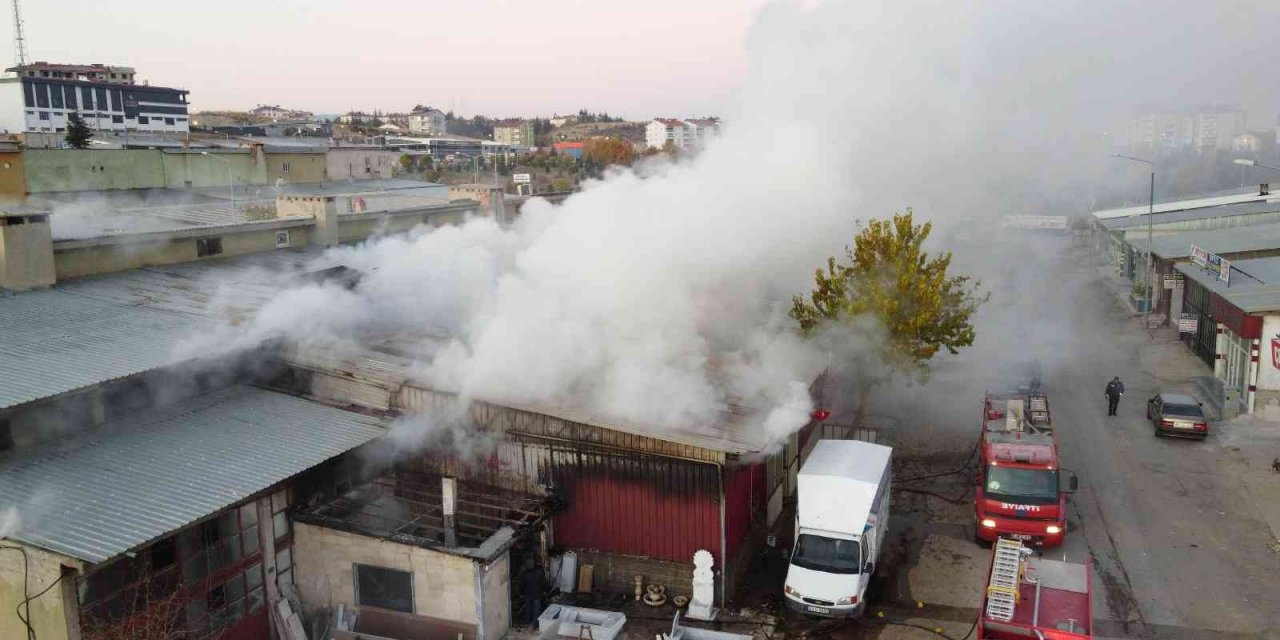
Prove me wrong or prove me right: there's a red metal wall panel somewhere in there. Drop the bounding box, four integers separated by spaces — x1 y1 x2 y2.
723 462 765 561
1211 292 1263 338
553 467 721 564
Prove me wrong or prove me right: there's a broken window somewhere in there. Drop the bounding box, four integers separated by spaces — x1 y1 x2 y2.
354 564 414 613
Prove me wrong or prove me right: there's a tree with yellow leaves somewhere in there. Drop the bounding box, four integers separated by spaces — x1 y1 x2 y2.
791 209 986 383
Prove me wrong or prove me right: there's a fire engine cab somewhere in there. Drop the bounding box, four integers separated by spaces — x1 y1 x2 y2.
979 538 1092 639
975 391 1077 547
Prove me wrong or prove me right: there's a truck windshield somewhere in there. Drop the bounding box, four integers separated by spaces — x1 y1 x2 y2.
791 534 861 574
985 466 1058 504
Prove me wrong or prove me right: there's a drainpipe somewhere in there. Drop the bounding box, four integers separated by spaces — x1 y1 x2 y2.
443 476 458 548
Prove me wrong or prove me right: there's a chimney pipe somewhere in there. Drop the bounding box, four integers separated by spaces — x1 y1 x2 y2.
442 476 457 547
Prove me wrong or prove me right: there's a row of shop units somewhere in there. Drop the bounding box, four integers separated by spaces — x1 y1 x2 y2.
1092 187 1280 416
0 343 836 640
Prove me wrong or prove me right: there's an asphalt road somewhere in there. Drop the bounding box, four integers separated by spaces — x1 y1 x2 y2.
1039 258 1280 639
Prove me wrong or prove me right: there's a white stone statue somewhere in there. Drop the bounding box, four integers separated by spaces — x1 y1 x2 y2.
685 549 718 621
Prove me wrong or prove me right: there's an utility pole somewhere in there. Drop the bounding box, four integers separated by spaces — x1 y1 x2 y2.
12 0 28 66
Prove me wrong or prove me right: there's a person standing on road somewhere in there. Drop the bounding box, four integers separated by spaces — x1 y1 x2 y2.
519 558 546 628
1105 376 1125 416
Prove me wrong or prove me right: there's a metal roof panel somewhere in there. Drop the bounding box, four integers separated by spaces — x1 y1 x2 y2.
0 385 386 563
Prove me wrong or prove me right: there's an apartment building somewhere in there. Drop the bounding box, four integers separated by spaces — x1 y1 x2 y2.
1132 106 1246 153
492 119 534 147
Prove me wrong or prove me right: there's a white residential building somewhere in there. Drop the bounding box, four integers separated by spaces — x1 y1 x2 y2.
645 118 719 149
1132 106 1246 153
646 118 689 149
408 108 446 135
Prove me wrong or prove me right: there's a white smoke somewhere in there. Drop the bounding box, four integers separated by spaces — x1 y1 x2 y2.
188 0 1280 445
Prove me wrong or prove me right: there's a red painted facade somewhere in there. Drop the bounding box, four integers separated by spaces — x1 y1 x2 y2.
1211 292 1263 338
723 462 766 561
554 472 721 563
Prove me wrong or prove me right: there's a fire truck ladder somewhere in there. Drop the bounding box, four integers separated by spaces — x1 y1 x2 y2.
985 538 1024 622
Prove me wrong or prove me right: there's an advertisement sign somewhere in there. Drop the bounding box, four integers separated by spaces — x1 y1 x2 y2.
513 173 532 184
1190 244 1231 285
1178 313 1198 333
1001 215 1068 230
1163 274 1183 289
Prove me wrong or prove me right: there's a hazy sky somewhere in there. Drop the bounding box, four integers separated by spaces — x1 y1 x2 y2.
18 0 769 118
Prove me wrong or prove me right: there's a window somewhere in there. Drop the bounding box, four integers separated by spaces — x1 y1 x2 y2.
95 87 107 109
22 82 33 107
281 162 291 174
984 466 1059 504
111 115 123 124
196 237 223 257
165 117 175 125
81 86 94 109
64 86 77 109
34 84 48 108
138 116 149 125
50 86 63 109
354 565 414 613
791 534 862 574
38 112 49 121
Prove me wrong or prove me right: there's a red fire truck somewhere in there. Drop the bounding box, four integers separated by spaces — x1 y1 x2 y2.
975 391 1077 547
978 538 1092 639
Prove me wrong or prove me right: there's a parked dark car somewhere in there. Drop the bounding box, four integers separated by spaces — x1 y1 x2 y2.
1146 393 1208 439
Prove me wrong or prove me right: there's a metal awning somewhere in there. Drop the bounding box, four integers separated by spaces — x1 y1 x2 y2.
0 385 387 564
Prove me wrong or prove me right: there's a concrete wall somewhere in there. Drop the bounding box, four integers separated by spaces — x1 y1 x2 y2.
0 150 26 201
0 216 56 290
53 222 308 280
0 543 80 640
568 550 694 603
160 150 266 189
479 554 509 640
267 152 327 184
292 523 480 625
25 149 167 192
327 148 397 181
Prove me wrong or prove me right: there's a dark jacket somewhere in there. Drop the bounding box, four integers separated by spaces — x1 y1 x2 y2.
521 566 544 599
1105 380 1125 398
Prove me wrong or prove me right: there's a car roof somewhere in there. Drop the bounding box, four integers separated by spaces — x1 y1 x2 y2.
1157 393 1200 405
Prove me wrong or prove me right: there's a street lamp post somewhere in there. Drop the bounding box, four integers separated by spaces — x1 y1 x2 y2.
1112 154 1155 328
201 152 236 214
1233 158 1280 175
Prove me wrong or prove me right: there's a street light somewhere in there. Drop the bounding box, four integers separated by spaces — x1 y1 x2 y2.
1111 154 1155 328
200 151 236 214
1233 158 1280 173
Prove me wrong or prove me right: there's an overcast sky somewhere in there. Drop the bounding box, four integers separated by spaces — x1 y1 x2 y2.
18 0 768 118
14 0 1280 128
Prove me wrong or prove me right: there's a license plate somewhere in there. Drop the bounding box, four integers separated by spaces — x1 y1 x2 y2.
806 606 830 614
1010 534 1032 540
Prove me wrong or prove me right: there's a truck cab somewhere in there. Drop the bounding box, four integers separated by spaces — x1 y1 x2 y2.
975 393 1076 548
783 439 892 618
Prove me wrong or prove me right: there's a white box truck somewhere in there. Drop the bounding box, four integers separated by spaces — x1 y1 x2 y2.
782 439 892 618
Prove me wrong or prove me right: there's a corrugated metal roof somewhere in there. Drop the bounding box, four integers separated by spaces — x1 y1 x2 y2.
0 253 304 409
1146 223 1280 260
1097 200 1280 230
0 289 215 409
0 385 386 564
1092 188 1278 220
1175 256 1280 313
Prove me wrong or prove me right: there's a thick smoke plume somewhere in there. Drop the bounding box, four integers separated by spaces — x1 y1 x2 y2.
191 0 1280 446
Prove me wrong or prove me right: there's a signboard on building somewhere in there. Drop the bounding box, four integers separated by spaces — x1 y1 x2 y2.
1178 313 1198 333
1163 274 1183 289
1190 244 1231 285
513 173 532 184
1001 215 1068 230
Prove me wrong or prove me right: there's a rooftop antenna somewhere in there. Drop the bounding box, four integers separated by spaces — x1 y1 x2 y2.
11 0 27 66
